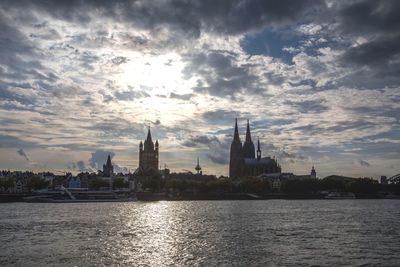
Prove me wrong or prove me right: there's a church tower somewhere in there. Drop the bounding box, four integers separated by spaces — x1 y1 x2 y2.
257 137 261 160
139 127 159 171
103 154 114 177
311 166 316 178
242 119 255 158
229 118 243 178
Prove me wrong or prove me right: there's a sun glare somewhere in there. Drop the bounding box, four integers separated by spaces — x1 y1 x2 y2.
119 53 190 93
117 53 198 123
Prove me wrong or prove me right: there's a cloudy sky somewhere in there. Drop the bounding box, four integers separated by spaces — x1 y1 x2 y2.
1 0 399 178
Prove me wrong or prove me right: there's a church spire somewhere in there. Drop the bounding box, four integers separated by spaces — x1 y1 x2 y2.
103 154 113 177
106 154 112 167
233 118 241 143
242 119 255 158
230 118 243 178
146 126 153 143
245 119 252 142
257 137 261 160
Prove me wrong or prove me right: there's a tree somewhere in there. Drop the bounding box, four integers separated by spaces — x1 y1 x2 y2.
141 176 162 192
320 178 346 192
30 175 49 190
89 177 110 190
113 178 128 189
281 178 320 194
232 177 270 193
0 177 15 190
348 178 379 194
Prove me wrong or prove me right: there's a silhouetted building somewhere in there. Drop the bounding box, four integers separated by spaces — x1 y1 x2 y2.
195 157 202 175
103 155 114 177
229 119 281 178
139 127 159 172
311 166 317 178
380 176 387 184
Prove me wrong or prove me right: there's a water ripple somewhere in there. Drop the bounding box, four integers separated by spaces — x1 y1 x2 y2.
0 200 399 266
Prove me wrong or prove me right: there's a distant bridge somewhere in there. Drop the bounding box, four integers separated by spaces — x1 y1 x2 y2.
388 174 400 184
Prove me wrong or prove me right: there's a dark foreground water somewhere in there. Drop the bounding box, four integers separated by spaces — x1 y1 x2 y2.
0 200 399 266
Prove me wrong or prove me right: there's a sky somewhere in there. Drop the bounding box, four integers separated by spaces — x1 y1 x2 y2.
0 0 399 178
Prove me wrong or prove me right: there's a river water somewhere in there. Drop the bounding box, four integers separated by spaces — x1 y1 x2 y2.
0 200 399 266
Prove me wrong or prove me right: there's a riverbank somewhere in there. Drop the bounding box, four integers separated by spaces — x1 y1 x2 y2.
136 192 399 201
0 193 35 202
1 192 399 202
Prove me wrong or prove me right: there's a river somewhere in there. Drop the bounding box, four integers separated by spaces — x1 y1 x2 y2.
0 200 399 266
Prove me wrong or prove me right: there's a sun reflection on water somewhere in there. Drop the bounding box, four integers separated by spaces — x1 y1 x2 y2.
1 201 399 266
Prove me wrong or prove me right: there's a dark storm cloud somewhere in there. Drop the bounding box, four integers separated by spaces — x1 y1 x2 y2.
0 0 324 36
342 36 400 76
17 148 29 161
183 51 260 97
337 0 400 34
336 1 400 77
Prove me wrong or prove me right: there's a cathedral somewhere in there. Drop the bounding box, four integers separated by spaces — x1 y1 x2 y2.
229 119 281 178
139 127 159 171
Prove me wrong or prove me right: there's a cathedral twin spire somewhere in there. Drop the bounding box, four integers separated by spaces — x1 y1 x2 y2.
245 119 252 142
230 118 257 177
233 118 241 144
229 118 281 178
242 119 255 159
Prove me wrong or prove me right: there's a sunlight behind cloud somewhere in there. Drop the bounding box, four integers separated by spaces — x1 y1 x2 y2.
118 53 192 94
116 52 199 125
